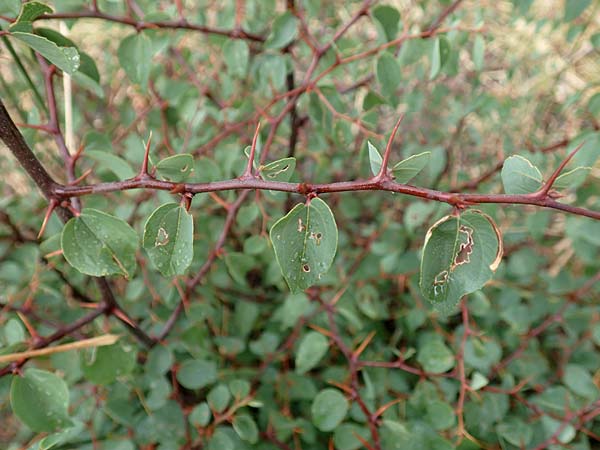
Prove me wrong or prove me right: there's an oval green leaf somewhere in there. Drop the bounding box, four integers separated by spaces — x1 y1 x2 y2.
155 154 195 182
61 208 139 278
391 152 431 183
419 210 503 312
143 203 194 277
11 32 80 75
233 414 259 444
311 388 349 431
270 197 338 293
295 331 329 374
81 342 137 385
10 368 72 432
501 155 542 194
265 11 299 49
429 36 450 80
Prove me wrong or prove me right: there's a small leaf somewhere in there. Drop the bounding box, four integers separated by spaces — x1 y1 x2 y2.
143 203 194 277
11 1 52 24
295 331 329 374
562 364 600 399
270 197 338 293
207 384 231 413
419 210 503 312
311 388 349 431
176 359 217 390
61 209 139 278
81 342 137 385
417 338 455 373
391 152 431 183
10 368 72 432
368 141 383 176
429 36 450 80
554 166 591 190
117 33 153 89
265 11 299 49
223 39 249 78
189 403 212 427
259 157 296 182
372 5 400 41
376 52 401 93
155 154 195 182
233 414 259 444
85 150 135 179
11 32 80 74
564 0 591 21
501 155 542 194
472 35 485 71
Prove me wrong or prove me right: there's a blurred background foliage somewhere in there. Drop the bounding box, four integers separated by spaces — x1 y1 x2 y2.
1 0 600 449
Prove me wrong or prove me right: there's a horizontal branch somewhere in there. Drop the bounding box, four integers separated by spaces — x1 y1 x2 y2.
35 11 264 42
53 176 600 220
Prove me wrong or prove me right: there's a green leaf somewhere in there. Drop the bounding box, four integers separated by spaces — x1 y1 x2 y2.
368 141 384 176
554 166 591 189
233 414 259 444
81 342 137 385
176 359 217 390
497 419 533 447
11 32 80 74
143 203 194 277
417 338 455 373
541 415 576 444
564 0 591 21
419 210 503 312
11 1 52 24
208 428 234 450
155 154 195 182
372 5 400 41
265 11 299 49
189 403 212 427
426 400 456 430
0 0 21 16
472 35 485 71
4 318 25 345
207 384 231 413
391 152 431 183
376 52 401 93
223 39 249 78
117 33 153 89
562 364 600 399
61 208 139 278
10 368 72 432
501 155 542 194
429 36 450 80
311 388 349 431
85 150 135 179
591 32 600 49
368 142 430 182
229 379 251 399
333 423 370 450
259 157 296 182
295 331 329 374
270 197 338 292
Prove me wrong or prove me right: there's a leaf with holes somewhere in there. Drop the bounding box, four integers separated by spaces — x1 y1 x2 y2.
501 155 542 194
61 209 138 278
419 210 503 313
368 141 430 183
10 1 52 25
259 157 296 182
143 203 193 277
10 368 72 432
155 154 194 182
270 198 338 293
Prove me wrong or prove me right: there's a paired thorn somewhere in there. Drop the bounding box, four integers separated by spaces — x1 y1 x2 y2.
536 141 585 198
137 131 154 180
242 122 261 179
376 114 405 180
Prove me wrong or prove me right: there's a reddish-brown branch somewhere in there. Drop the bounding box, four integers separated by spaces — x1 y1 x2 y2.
34 11 265 42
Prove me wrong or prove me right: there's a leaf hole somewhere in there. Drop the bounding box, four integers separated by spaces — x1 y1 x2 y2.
302 264 310 272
